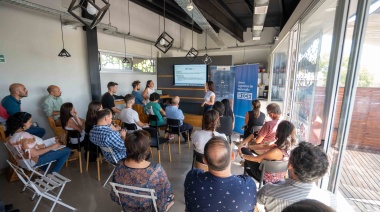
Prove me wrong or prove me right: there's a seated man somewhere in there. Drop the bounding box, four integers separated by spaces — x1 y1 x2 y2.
90 109 127 163
184 137 257 211
42 85 63 126
257 142 337 211
119 94 149 130
101 81 124 115
237 103 282 155
1 83 46 138
145 92 166 126
131 80 145 105
165 96 193 142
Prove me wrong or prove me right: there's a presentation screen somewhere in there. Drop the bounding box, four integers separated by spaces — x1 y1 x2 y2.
173 64 208 86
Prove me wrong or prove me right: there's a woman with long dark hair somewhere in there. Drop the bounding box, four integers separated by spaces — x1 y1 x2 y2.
201 81 215 114
240 120 297 184
6 112 70 173
60 102 85 144
192 110 226 154
242 100 265 139
142 80 155 102
221 99 235 129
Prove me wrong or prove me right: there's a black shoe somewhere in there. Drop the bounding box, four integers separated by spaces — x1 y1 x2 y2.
5 204 13 211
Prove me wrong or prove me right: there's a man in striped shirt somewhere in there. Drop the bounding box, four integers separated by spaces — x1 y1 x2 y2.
256 142 337 212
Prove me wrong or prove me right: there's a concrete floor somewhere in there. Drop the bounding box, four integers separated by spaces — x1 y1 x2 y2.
0 131 246 212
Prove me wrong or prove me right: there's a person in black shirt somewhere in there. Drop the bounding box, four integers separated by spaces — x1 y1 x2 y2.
101 82 124 115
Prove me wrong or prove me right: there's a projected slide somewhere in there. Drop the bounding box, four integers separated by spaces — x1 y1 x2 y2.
174 64 207 86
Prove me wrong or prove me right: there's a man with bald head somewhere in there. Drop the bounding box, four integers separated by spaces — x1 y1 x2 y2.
1 83 46 137
184 137 257 211
42 85 63 126
165 96 193 142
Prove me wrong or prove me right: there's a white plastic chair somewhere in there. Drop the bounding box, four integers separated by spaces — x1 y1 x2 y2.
7 160 76 212
109 182 158 212
4 142 55 192
99 146 118 187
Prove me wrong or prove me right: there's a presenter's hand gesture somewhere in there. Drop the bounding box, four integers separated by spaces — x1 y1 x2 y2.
201 102 205 107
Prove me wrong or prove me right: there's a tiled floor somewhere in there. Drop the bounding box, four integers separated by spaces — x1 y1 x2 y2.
0 131 246 212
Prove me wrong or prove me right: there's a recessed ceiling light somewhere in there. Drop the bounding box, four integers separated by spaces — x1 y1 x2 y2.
325 7 336 12
252 37 261 40
254 6 268 14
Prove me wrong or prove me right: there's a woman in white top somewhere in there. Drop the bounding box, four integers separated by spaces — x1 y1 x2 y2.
60 102 85 144
6 112 70 173
201 81 215 114
192 110 226 154
142 80 155 102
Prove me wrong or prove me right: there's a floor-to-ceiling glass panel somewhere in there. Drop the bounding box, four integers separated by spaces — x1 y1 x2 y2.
329 0 380 210
291 0 338 145
270 35 289 104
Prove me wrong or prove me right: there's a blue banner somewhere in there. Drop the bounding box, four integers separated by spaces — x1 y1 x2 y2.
233 64 258 134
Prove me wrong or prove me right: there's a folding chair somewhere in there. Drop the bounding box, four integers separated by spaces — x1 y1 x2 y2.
191 150 208 172
7 160 76 212
99 146 118 187
165 118 191 153
143 127 171 163
4 142 54 192
109 182 158 212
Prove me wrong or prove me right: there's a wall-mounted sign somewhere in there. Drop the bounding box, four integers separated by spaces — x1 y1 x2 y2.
0 55 5 63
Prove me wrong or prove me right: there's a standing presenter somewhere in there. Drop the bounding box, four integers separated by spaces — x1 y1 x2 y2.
201 81 215 114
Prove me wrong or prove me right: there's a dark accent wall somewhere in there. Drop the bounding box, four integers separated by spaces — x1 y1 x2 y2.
157 56 232 115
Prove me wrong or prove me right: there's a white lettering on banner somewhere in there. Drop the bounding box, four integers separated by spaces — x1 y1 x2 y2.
237 92 252 100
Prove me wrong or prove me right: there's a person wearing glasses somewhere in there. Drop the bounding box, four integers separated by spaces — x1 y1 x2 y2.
235 103 282 155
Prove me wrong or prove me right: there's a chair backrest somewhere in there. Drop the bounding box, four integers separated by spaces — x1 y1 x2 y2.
143 127 160 148
216 116 233 136
109 182 158 212
4 142 34 170
192 150 208 171
47 116 65 139
7 160 31 186
148 115 159 127
0 123 6 142
166 118 181 133
133 104 148 123
259 160 289 188
122 122 137 131
100 146 118 165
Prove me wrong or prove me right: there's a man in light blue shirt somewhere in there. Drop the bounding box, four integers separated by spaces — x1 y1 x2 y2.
42 85 63 126
131 80 145 105
165 96 193 142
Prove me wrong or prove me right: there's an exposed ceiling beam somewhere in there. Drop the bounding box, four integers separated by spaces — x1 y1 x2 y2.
244 0 254 15
129 0 202 33
209 0 246 31
193 0 244 42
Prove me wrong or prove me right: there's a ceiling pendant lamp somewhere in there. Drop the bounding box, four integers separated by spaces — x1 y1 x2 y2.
154 0 174 53
202 32 212 65
58 15 71 58
185 11 198 62
68 0 110 29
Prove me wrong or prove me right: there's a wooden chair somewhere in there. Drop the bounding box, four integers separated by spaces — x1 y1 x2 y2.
64 130 83 173
165 118 191 154
47 116 65 140
133 104 148 123
0 123 5 142
122 122 137 132
192 150 208 172
143 127 171 163
109 182 158 212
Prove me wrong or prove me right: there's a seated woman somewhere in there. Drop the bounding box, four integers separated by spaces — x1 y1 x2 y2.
60 102 85 145
111 130 174 212
6 112 70 173
242 100 266 139
192 110 227 154
145 92 166 126
239 120 296 184
221 99 235 130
